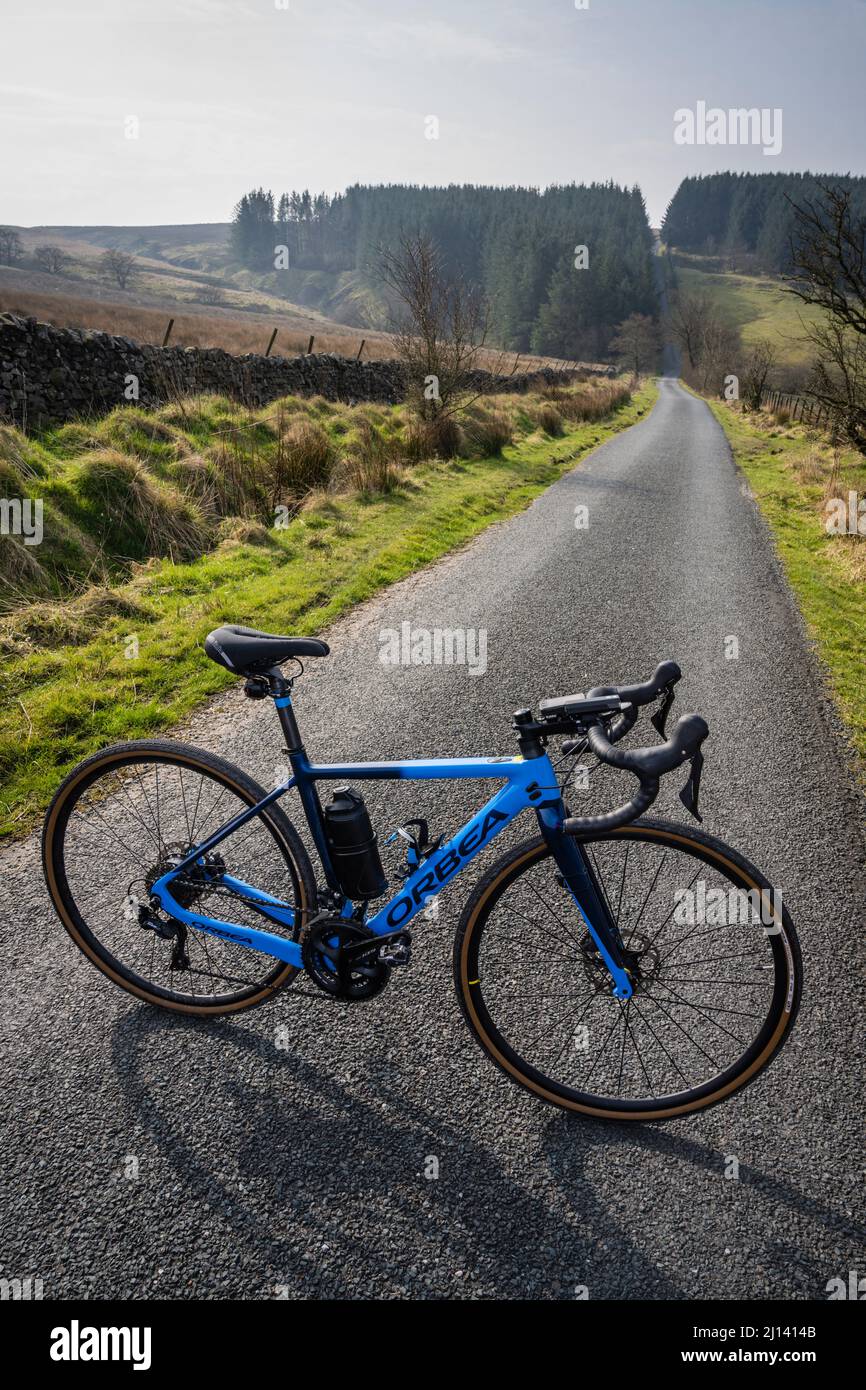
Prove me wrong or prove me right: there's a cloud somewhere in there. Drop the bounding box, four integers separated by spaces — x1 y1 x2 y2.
363 17 525 65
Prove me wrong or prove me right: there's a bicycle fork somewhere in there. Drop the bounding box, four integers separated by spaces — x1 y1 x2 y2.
536 804 634 1001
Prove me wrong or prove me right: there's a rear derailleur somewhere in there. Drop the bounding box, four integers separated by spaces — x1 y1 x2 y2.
136 901 191 972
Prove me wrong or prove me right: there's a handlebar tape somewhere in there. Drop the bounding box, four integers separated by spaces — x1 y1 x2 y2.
563 779 659 835
562 712 709 835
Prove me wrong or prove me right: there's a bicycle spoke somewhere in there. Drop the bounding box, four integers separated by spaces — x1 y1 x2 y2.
470 826 788 1107
53 755 303 1007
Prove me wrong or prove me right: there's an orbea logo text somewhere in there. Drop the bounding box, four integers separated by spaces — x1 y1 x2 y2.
50 1321 152 1371
379 622 488 676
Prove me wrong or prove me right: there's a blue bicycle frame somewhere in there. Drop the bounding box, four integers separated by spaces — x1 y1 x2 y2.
150 692 634 1001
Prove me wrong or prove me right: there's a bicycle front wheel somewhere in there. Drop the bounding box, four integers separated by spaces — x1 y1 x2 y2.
454 820 801 1120
43 740 317 1015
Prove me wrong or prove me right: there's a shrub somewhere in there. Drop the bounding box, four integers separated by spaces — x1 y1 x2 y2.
340 420 401 495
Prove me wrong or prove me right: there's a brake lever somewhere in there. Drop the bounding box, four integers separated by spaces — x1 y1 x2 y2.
651 684 675 739
679 748 704 823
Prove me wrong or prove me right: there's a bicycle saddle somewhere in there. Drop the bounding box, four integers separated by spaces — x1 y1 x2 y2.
204 625 330 675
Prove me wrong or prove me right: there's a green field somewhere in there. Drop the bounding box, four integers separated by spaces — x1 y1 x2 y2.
0 380 655 837
675 259 823 373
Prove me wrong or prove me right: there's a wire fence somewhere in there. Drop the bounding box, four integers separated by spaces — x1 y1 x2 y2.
759 386 832 427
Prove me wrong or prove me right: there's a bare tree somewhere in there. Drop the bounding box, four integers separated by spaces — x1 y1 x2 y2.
696 316 742 396
0 227 24 265
666 286 741 395
740 338 777 411
804 318 866 452
34 244 73 276
785 182 866 337
378 231 491 424
609 313 659 375
785 182 866 451
668 290 712 371
100 248 137 290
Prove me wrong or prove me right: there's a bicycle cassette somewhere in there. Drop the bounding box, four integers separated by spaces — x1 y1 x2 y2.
300 915 391 1000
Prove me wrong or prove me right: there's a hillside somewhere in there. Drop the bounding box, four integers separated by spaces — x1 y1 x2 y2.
229 182 658 360
668 253 822 374
662 171 866 273
0 224 560 369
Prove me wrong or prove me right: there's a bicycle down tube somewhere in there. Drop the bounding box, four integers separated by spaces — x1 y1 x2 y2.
149 749 633 998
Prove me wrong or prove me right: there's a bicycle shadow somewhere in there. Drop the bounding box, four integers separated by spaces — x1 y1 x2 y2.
110 1005 689 1299
112 1006 861 1300
541 1113 866 1299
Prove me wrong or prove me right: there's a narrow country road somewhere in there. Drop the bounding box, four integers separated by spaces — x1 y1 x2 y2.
2 378 864 1300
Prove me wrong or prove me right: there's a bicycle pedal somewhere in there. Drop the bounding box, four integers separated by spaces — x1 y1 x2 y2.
377 932 412 966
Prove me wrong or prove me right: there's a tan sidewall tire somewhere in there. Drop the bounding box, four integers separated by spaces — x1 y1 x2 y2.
453 820 801 1120
42 740 316 1016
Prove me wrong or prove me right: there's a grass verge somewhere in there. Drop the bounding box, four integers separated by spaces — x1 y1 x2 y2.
708 399 866 766
0 381 656 837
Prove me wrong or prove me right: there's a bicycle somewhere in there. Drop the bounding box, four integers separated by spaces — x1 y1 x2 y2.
42 624 802 1120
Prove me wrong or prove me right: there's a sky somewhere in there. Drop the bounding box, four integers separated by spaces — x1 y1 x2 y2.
2 0 865 229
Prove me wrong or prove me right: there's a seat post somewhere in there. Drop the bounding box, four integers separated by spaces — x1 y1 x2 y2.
267 668 305 754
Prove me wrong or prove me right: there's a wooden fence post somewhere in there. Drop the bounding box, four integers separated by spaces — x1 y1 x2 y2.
307 335 315 355
162 318 174 347
265 329 278 357
356 339 365 361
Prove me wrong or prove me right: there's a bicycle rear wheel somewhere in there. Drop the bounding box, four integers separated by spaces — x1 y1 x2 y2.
42 740 317 1015
454 820 801 1119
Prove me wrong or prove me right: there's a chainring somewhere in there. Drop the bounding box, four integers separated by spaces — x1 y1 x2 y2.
300 915 391 1001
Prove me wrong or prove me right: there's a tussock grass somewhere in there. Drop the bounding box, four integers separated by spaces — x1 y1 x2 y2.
404 413 465 462
0 586 148 657
531 403 566 436
0 377 633 609
2 377 634 614
269 417 336 502
0 378 651 835
338 419 402 496
460 404 514 456
73 450 208 562
539 379 631 422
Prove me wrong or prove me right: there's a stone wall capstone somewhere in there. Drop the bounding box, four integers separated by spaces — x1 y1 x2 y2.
0 313 613 429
